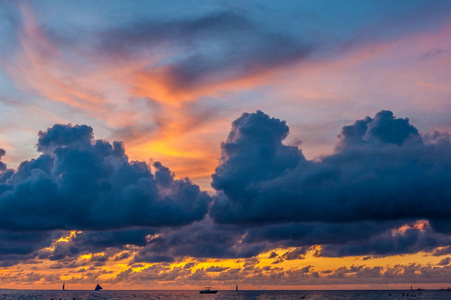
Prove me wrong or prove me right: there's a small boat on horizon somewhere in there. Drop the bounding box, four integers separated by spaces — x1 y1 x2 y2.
236 284 238 291
199 287 218 294
95 284 103 291
62 283 65 291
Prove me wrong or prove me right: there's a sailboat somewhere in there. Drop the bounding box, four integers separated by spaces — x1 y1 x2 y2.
62 283 65 291
236 284 238 291
95 284 103 291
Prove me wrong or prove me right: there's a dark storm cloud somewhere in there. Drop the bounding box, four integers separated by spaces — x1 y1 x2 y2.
132 220 270 263
36 228 158 262
0 231 54 255
210 110 451 226
320 223 451 257
126 108 451 262
129 221 428 262
131 221 401 262
335 110 420 149
239 221 450 260
0 124 211 231
0 230 60 266
3 111 451 265
243 221 401 247
211 110 306 203
36 124 94 152
39 238 80 261
36 233 151 268
72 228 154 249
428 219 451 235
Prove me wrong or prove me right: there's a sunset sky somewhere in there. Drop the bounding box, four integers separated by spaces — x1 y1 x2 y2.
1 0 451 290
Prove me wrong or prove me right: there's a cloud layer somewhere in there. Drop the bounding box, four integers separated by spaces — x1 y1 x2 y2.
211 110 451 227
1 110 451 287
0 124 211 231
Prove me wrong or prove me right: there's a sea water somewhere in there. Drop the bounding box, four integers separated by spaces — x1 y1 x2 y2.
0 290 449 300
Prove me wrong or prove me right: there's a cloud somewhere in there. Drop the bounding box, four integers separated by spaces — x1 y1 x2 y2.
72 229 154 249
336 110 421 149
320 221 451 257
133 220 266 262
282 247 309 260
211 110 306 204
0 230 58 266
91 11 312 93
210 110 451 227
108 109 451 263
7 6 312 107
2 110 451 270
36 124 94 152
438 257 450 266
34 228 157 265
0 148 6 171
206 266 229 272
243 221 400 248
0 123 211 231
129 218 439 263
106 259 451 287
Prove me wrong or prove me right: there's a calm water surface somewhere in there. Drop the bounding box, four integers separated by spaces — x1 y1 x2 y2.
0 290 449 300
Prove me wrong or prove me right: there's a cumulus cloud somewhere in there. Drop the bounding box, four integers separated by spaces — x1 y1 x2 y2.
3 110 451 269
336 110 421 149
210 110 451 227
211 110 306 205
0 124 211 231
93 110 451 263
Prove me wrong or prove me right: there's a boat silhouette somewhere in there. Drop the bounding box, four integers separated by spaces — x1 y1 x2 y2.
95 284 103 291
199 287 218 294
62 283 65 291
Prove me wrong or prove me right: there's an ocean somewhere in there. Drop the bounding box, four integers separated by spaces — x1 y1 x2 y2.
0 290 449 300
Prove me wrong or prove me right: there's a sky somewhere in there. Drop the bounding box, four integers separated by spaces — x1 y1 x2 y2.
1 0 451 290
